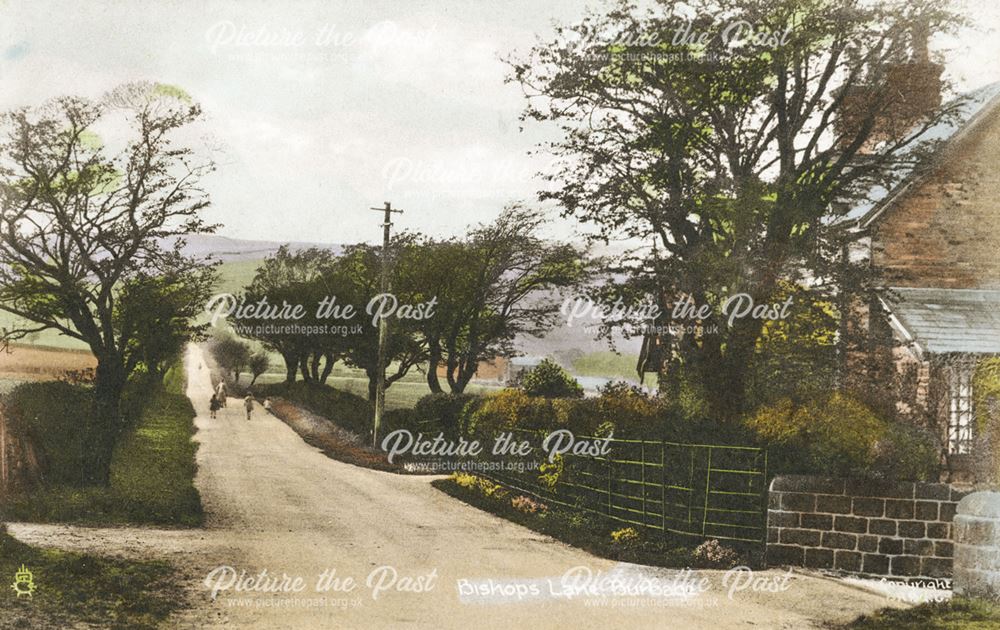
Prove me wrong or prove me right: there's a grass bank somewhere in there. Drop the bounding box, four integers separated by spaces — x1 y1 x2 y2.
267 397 409 473
1 361 203 526
0 525 182 629
842 598 1000 629
433 473 754 569
251 380 373 436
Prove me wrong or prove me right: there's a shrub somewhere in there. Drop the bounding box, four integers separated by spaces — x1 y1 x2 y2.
414 392 479 436
452 472 478 489
519 359 584 399
447 472 509 500
691 539 740 569
746 392 939 480
511 495 548 514
466 388 554 438
594 381 657 437
538 453 564 491
610 526 640 546
381 407 420 435
871 422 940 482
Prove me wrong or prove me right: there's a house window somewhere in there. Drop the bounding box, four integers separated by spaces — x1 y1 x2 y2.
948 359 975 455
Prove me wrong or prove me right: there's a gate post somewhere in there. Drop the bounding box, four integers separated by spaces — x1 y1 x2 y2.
954 491 1000 600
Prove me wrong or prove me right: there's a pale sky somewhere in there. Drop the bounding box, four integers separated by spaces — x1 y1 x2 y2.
1 0 998 245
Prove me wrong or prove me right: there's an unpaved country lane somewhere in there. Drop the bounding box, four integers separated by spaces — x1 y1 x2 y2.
179 344 897 629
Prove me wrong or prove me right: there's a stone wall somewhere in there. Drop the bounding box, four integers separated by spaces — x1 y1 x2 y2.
870 94 1000 289
954 491 1000 599
767 476 969 580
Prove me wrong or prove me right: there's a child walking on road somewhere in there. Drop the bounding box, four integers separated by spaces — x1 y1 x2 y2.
244 394 254 421
209 394 221 419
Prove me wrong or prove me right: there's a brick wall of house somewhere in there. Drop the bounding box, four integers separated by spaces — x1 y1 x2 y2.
766 476 970 580
871 100 1000 289
435 356 508 382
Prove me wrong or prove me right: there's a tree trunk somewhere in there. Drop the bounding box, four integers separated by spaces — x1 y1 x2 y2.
319 352 335 384
85 356 126 486
281 351 297 383
426 343 443 394
309 351 321 381
298 354 313 382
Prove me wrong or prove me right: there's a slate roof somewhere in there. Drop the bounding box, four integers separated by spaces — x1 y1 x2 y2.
882 287 1000 354
841 80 1000 229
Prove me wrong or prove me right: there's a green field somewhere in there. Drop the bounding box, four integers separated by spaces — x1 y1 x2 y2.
571 350 646 381
0 312 89 350
251 370 500 409
213 258 264 294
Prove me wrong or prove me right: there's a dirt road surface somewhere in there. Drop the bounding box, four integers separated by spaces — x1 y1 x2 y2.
10 345 900 629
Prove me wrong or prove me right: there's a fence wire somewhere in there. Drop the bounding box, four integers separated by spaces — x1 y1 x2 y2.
480 428 768 545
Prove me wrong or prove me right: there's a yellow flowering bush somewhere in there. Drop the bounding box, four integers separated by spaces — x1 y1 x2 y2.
610 527 640 545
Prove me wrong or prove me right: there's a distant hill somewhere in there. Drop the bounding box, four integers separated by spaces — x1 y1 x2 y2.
175 234 343 263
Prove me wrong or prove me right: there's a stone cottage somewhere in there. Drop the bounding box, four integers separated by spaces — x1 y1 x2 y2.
840 64 1000 481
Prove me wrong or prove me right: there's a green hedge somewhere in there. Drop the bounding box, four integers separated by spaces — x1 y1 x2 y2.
407 383 937 482
747 393 940 481
4 381 94 486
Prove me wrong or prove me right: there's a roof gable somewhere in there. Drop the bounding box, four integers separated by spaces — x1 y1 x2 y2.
842 80 1000 230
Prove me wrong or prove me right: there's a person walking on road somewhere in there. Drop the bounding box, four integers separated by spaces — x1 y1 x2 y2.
216 381 228 407
244 394 254 421
209 393 221 419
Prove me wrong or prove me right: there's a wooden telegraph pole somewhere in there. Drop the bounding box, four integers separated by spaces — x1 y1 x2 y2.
369 201 402 446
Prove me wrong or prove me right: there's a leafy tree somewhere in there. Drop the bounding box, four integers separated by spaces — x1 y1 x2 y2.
0 82 216 482
212 335 251 383
335 236 429 402
116 268 216 381
410 207 586 394
511 0 966 420
519 358 584 399
239 246 339 383
247 351 270 387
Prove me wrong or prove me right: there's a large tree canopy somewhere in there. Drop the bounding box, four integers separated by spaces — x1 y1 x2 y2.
511 0 966 420
0 82 217 481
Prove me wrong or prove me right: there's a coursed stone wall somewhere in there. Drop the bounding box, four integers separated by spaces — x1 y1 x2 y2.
766 475 969 580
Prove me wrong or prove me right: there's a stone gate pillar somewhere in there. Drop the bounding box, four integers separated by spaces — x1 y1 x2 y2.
954 491 1000 600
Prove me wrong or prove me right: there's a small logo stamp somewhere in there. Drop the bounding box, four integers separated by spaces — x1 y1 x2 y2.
10 565 36 598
